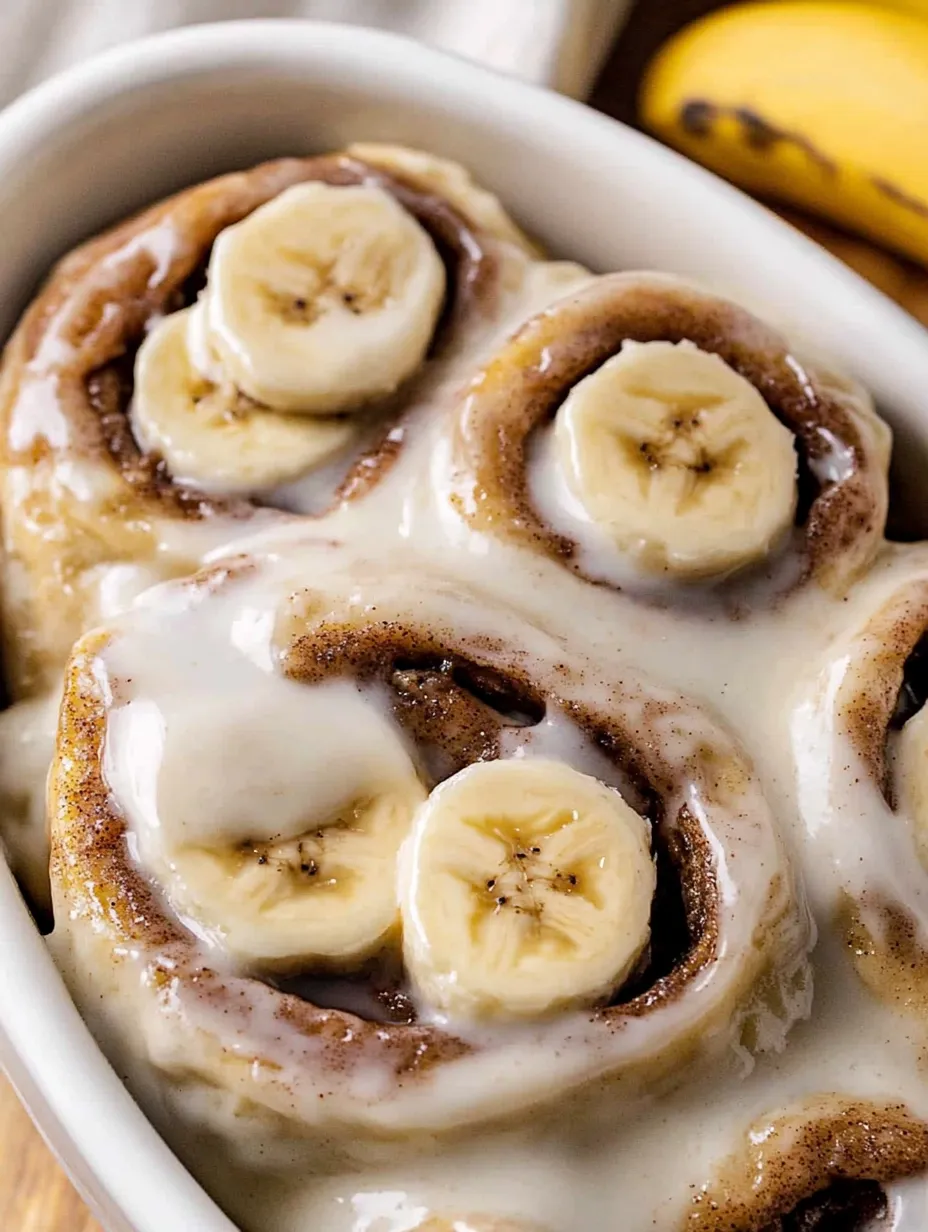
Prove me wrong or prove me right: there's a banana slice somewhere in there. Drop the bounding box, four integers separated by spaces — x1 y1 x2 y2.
399 758 655 1020
553 339 798 580
108 681 426 969
185 298 224 385
130 309 354 494
347 142 541 254
204 182 446 414
170 782 425 969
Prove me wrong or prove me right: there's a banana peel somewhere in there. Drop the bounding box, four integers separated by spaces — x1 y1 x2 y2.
640 2 928 266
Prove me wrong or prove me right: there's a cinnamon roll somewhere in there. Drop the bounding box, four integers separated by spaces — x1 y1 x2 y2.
49 543 811 1147
794 556 928 1018
0 144 563 699
445 272 890 601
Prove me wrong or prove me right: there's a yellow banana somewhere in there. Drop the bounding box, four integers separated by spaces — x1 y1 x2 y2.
827 0 928 12
641 2 928 266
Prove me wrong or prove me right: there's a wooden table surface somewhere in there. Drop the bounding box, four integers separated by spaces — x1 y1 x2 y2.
0 1076 101 1232
4 10 928 1232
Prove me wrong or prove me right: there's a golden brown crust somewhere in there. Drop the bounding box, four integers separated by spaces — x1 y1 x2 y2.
450 275 888 598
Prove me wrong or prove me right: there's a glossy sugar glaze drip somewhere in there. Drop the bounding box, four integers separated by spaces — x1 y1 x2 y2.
4 174 928 1231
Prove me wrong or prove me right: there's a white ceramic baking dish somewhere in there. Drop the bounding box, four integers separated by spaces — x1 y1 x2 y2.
1 20 928 1232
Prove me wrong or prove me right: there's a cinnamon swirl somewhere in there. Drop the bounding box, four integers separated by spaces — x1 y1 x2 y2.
0 145 574 698
445 272 889 602
50 544 811 1143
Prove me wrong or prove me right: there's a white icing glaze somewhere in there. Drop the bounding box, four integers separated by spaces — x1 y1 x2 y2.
105 675 418 851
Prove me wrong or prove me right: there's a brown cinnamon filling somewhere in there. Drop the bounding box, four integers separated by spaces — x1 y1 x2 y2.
13 155 496 518
761 1178 887 1232
388 654 545 782
453 277 883 595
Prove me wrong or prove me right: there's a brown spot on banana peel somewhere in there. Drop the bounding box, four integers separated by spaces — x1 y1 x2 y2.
677 100 837 175
871 176 928 220
679 99 717 137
